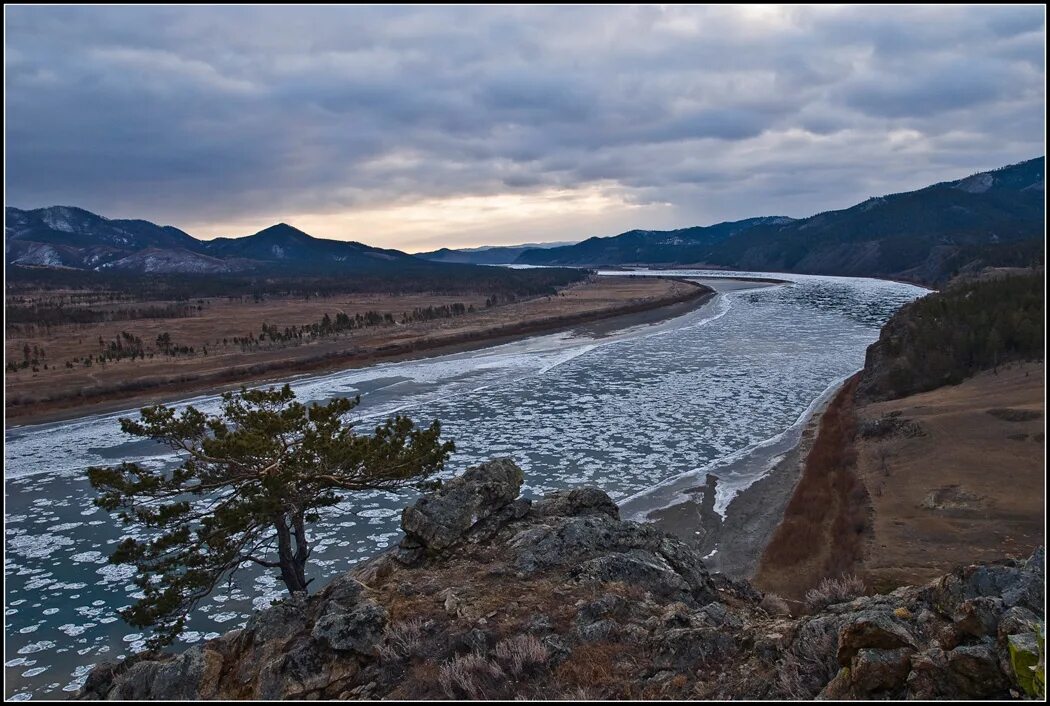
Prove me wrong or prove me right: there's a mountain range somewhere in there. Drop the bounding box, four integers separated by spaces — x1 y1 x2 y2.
5 209 429 275
415 241 577 265
5 157 1044 284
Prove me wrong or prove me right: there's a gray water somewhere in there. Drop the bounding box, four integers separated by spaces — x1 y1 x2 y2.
3 270 926 699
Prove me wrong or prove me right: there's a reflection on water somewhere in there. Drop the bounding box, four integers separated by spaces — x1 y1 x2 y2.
3 270 926 699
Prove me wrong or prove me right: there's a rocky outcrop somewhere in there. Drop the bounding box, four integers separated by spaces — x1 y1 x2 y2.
79 459 1045 700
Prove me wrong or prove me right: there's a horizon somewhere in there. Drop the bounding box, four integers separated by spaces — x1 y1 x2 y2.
5 153 1042 254
6 5 1046 251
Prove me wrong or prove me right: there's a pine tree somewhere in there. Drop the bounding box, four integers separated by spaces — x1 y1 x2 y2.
88 384 454 647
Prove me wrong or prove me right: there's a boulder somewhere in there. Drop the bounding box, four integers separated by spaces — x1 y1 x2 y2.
398 458 524 561
836 611 917 665
310 601 387 655
533 487 619 519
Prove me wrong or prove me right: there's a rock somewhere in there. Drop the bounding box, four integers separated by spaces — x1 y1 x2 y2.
74 462 1043 703
760 593 792 617
952 596 1004 638
533 487 619 520
1007 631 1045 698
310 601 387 655
998 605 1042 642
398 457 524 561
576 619 620 642
106 646 223 700
946 643 1011 697
576 550 692 599
837 611 918 665
577 594 627 623
849 647 913 694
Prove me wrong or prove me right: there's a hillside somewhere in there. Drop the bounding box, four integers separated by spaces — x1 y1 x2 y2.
707 158 1044 284
4 207 535 279
514 217 794 267
417 241 577 265
512 158 1045 285
78 459 1045 700
756 270 1045 601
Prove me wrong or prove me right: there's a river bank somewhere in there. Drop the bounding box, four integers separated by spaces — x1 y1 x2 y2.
5 276 712 427
645 375 843 583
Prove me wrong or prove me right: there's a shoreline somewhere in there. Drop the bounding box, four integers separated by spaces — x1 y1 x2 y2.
5 279 715 428
645 377 844 581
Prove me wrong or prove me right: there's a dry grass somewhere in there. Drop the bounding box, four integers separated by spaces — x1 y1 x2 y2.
438 653 507 699
376 617 428 662
804 574 866 611
6 277 703 422
774 624 839 698
756 375 870 598
853 362 1045 590
493 634 550 676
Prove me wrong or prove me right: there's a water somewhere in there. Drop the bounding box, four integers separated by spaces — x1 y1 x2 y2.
3 270 925 699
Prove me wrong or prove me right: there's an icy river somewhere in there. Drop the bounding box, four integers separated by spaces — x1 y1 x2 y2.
3 270 926 699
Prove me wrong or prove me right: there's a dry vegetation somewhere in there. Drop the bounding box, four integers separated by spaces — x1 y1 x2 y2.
5 276 707 422
754 375 870 600
852 361 1044 591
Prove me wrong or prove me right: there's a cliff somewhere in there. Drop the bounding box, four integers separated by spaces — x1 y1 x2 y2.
80 459 1044 700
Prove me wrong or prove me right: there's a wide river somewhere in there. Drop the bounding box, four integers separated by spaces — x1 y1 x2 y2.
3 270 926 699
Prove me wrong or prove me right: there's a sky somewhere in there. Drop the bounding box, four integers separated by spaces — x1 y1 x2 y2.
5 5 1046 252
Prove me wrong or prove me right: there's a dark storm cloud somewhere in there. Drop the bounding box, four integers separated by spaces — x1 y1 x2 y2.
4 5 1045 244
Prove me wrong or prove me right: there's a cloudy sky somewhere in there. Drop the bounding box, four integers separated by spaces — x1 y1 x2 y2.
5 5 1045 251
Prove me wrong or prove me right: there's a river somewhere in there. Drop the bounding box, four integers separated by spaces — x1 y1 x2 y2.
3 270 926 699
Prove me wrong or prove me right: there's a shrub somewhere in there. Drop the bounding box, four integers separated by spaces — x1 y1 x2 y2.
493 634 550 676
804 574 866 611
438 653 506 699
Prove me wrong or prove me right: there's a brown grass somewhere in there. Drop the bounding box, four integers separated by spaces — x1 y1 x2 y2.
6 277 708 422
755 375 870 599
853 361 1044 590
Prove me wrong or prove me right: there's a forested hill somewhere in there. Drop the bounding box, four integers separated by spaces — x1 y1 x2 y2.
514 216 794 267
515 158 1045 285
857 268 1045 401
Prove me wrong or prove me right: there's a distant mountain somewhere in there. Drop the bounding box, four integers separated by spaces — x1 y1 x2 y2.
704 157 1045 283
6 209 448 276
416 241 577 265
5 205 202 270
514 217 795 266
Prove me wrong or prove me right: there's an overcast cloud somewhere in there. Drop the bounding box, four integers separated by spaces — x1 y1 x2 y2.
5 5 1045 250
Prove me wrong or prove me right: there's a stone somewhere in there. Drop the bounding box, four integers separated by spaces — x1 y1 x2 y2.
952 596 1004 638
398 457 524 559
945 643 1010 697
760 593 792 617
532 487 619 520
310 601 387 655
1007 631 1045 698
837 611 917 665
849 647 913 694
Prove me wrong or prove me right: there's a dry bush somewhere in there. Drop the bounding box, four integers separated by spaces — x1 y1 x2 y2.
804 574 866 611
553 641 637 698
377 617 428 661
774 624 840 698
493 634 550 676
438 652 506 699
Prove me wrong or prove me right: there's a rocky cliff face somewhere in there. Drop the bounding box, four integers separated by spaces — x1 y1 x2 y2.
79 459 1044 700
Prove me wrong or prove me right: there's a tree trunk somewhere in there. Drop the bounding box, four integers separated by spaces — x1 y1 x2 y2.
274 513 308 594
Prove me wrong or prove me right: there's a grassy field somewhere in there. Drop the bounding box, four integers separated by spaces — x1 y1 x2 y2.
754 361 1044 600
5 276 707 422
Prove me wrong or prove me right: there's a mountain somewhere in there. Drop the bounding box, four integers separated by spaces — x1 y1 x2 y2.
511 158 1045 284
417 241 578 265
703 157 1045 283
201 223 416 271
5 205 202 270
514 217 795 266
6 209 452 276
